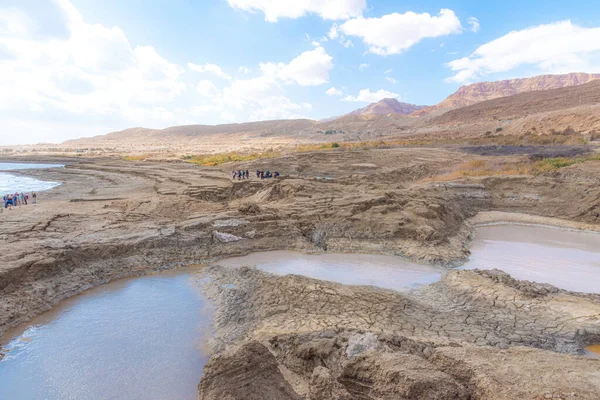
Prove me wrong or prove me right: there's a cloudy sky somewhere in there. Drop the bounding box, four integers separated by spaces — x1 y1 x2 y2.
1 0 600 145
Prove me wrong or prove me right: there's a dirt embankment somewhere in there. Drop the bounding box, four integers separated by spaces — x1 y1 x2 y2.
199 266 600 399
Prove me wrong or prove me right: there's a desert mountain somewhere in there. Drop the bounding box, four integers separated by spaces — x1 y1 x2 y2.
58 72 600 153
433 79 600 126
64 119 317 146
349 98 426 116
413 72 600 116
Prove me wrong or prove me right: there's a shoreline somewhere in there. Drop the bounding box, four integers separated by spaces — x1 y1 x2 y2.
470 211 600 233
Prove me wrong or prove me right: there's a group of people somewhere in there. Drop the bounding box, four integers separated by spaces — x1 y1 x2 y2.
231 169 281 180
3 192 37 210
256 170 279 179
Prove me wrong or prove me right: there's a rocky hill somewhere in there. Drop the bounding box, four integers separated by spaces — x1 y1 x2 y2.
433 79 600 126
349 98 426 116
414 72 600 116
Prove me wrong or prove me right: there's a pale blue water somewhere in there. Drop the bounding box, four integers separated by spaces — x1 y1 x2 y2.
461 225 600 293
0 163 64 171
0 162 63 193
218 251 443 291
0 270 213 400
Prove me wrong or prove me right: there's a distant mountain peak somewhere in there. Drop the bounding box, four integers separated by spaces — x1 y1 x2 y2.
348 98 426 116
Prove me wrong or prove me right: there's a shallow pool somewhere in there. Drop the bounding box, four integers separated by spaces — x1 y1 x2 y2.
0 269 212 400
461 225 600 293
218 251 443 291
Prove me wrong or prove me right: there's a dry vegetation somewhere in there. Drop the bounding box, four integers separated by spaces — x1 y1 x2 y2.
183 150 281 166
427 154 600 181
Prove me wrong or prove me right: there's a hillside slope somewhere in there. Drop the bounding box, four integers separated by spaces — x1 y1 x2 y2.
433 79 600 125
64 119 318 146
414 73 600 116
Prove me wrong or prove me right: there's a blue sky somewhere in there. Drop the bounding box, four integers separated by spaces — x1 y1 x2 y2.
1 0 600 145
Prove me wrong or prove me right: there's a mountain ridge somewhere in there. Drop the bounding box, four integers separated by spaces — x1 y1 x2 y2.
413 72 600 116
348 98 426 116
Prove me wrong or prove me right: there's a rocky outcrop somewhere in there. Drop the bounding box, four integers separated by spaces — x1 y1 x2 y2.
198 342 302 400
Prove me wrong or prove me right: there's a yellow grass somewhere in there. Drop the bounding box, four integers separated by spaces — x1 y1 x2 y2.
295 139 433 153
427 153 600 182
183 150 281 166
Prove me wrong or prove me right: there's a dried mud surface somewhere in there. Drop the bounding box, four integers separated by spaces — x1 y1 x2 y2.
200 266 600 399
1 148 600 398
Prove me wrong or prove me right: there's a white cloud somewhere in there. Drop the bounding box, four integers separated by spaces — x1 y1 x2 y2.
328 24 340 39
311 40 321 47
341 39 353 48
0 8 30 35
446 20 600 83
385 69 392 74
328 23 355 48
260 46 333 86
196 80 221 97
339 9 463 55
226 0 367 22
385 77 398 84
343 88 399 102
468 17 480 33
0 0 186 129
0 0 318 144
238 66 250 74
188 63 232 80
326 87 343 96
221 76 311 120
359 63 369 71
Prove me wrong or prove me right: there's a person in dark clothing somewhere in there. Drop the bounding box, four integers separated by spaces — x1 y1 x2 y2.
260 171 264 180
245 170 250 179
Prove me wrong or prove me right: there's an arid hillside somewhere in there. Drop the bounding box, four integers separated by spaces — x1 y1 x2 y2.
349 98 426 116
63 119 317 147
413 72 600 116
434 79 600 125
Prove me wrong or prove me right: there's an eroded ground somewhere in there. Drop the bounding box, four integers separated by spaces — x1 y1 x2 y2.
1 146 600 398
200 267 600 399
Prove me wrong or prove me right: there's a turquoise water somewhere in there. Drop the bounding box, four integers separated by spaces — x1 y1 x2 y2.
0 163 63 193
